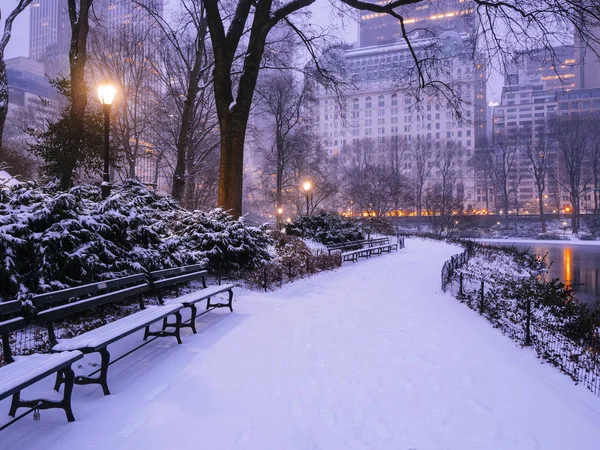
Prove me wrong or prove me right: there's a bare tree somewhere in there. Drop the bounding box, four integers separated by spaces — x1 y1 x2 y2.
89 15 161 180
518 123 553 232
588 117 600 223
0 0 34 149
490 133 520 218
256 70 311 222
198 0 600 217
553 117 594 233
135 0 211 203
387 136 410 214
61 0 94 189
411 136 433 218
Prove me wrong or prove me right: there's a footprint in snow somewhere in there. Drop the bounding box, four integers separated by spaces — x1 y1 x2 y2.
236 427 254 447
119 414 148 440
144 384 169 403
372 419 392 441
319 407 336 427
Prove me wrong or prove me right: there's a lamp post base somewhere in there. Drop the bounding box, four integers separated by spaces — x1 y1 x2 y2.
101 181 112 200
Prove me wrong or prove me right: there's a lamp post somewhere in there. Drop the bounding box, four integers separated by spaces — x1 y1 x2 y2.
276 207 283 230
302 181 312 216
97 83 117 199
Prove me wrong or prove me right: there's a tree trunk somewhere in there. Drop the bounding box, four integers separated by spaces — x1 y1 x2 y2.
538 192 546 233
64 0 93 190
184 139 196 209
571 191 579 234
172 90 197 203
217 115 246 216
0 58 7 149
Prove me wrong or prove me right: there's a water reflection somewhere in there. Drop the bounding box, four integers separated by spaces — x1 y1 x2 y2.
488 242 600 307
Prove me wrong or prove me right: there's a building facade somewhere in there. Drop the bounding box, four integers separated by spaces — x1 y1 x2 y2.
309 29 486 213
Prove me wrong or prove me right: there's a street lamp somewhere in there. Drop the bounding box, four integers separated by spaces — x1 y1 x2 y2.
276 207 283 230
97 83 117 199
302 181 312 216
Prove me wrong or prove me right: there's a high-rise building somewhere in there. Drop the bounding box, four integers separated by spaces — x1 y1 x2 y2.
308 28 486 213
29 0 70 62
358 0 475 48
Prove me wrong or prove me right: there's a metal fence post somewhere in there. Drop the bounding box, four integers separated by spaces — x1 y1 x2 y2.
263 267 268 292
479 280 485 314
525 297 532 346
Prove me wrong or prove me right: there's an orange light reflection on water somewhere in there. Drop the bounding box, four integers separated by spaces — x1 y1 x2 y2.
563 247 572 286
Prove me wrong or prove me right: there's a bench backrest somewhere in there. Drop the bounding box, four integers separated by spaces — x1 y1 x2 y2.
32 274 148 309
0 300 28 364
148 264 205 281
148 265 208 301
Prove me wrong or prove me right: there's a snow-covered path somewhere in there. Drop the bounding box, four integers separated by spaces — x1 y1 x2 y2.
3 238 600 449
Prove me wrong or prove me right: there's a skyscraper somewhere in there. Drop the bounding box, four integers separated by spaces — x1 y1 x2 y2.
358 0 475 48
29 0 69 62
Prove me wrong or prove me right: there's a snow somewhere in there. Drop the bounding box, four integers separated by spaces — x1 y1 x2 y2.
0 170 19 188
2 238 600 448
0 352 83 398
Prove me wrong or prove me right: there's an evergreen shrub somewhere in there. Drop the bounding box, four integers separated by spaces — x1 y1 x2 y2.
0 179 271 302
284 212 364 244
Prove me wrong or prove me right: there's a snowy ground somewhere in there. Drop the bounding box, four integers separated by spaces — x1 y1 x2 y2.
3 238 600 449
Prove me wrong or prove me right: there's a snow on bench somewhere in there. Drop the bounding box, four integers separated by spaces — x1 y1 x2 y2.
1 303 83 423
0 352 82 401
148 266 234 334
341 243 398 263
32 274 184 396
52 303 183 352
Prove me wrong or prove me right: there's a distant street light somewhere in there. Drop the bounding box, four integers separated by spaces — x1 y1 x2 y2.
302 181 312 216
97 83 117 199
276 206 283 230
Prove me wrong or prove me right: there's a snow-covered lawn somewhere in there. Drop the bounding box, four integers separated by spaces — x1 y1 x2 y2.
3 238 600 449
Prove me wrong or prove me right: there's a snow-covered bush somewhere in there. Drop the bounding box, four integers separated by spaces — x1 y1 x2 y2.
0 180 271 301
285 212 364 244
242 231 341 290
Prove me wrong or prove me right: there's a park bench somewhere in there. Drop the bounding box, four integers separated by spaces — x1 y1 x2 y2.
148 265 234 334
0 300 83 422
32 274 183 396
341 247 373 262
326 237 390 254
368 243 398 256
341 242 398 263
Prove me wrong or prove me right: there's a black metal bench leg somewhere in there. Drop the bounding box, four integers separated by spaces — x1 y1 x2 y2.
189 304 198 334
8 392 20 417
227 290 234 312
98 348 111 395
174 312 182 345
53 369 65 392
61 367 76 422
